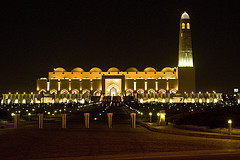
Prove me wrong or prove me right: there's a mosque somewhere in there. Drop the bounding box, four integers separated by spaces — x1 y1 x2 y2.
2 12 223 104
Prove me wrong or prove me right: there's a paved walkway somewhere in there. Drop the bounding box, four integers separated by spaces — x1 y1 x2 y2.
1 105 240 160
138 121 240 140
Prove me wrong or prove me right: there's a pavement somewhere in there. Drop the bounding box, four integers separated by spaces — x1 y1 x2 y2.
1 105 240 160
138 121 240 140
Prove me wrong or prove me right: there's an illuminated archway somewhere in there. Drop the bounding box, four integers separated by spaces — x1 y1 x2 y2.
137 89 144 99
126 89 133 96
158 89 166 94
82 89 90 95
38 89 46 94
94 90 101 96
170 89 177 94
50 89 57 94
61 89 69 94
72 89 79 94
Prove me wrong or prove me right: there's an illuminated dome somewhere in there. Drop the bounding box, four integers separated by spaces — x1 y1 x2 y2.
181 11 190 19
54 67 66 72
71 67 84 72
107 67 120 72
89 67 102 72
126 67 138 72
144 67 156 72
161 67 174 72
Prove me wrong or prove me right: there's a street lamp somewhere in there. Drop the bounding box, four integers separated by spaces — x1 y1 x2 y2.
228 119 232 136
149 112 152 123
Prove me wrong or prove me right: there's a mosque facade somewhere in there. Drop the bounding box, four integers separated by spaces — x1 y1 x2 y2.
1 12 223 104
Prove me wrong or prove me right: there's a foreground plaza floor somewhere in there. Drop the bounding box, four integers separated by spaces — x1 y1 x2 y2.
1 106 240 160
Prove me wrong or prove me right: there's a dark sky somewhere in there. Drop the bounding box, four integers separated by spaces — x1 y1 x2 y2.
0 0 240 94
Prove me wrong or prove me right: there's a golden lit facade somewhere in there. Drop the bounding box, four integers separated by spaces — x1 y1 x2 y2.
37 66 179 97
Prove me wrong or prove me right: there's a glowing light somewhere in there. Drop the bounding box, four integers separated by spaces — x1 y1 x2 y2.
157 113 160 116
192 99 195 103
214 99 217 103
206 99 209 103
228 119 232 124
140 99 143 103
80 99 85 104
11 113 15 116
149 112 152 116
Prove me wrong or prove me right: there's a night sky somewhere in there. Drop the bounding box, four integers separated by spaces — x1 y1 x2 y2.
0 0 240 94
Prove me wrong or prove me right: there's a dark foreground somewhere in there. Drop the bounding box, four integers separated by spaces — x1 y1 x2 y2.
0 105 240 160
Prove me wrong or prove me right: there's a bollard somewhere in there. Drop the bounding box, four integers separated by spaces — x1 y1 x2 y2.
159 110 166 126
149 112 152 123
38 113 43 128
130 113 136 128
14 114 20 128
62 113 67 128
107 113 113 128
228 119 232 136
84 113 90 128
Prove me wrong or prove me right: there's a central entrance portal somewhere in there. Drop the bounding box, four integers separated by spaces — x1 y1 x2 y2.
102 75 125 96
110 87 117 96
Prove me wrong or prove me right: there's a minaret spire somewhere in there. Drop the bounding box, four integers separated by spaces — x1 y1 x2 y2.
178 11 193 67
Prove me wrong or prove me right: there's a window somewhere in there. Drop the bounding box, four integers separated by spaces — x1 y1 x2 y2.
187 23 190 29
182 23 185 29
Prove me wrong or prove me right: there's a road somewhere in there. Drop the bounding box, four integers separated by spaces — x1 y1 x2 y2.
0 105 240 160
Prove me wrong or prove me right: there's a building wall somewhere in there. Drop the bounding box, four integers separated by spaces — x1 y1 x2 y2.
39 67 179 95
178 67 195 93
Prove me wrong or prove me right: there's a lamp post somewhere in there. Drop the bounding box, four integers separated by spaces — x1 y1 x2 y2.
149 112 152 123
228 119 232 136
28 113 31 121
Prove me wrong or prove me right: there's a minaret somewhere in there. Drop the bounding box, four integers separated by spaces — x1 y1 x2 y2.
178 11 193 67
178 11 195 93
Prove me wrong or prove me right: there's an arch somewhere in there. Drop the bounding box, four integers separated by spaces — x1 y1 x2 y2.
82 89 90 95
107 67 120 72
61 89 69 94
39 89 46 94
89 67 102 72
94 90 101 96
126 67 138 72
144 67 156 72
71 67 84 72
170 89 177 94
107 84 120 96
137 89 144 94
54 67 66 72
187 23 190 29
126 89 133 96
72 89 79 94
50 89 57 94
182 23 185 29
158 89 166 94
148 89 155 94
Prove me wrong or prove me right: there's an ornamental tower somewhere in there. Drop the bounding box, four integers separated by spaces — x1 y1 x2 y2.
178 11 193 67
178 11 195 93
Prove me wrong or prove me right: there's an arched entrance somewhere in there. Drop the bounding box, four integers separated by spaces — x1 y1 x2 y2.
110 87 117 96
